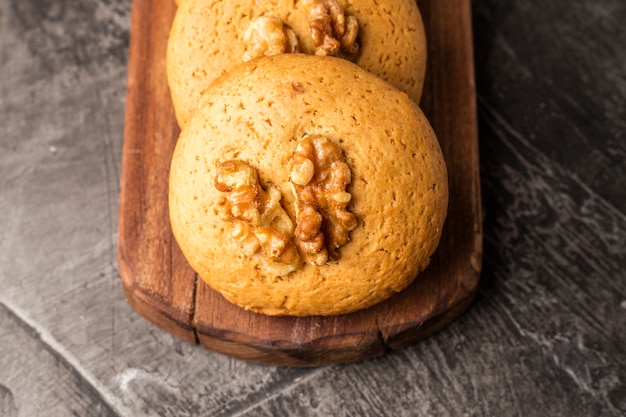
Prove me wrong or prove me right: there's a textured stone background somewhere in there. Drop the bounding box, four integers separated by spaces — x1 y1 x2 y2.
0 0 624 415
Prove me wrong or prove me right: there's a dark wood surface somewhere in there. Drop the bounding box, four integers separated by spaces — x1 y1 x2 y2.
1 0 624 414
118 0 481 366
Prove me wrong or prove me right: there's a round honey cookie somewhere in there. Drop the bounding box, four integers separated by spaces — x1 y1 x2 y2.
169 54 447 316
167 0 427 128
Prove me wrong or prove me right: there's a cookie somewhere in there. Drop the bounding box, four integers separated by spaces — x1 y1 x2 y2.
169 54 448 316
167 0 427 127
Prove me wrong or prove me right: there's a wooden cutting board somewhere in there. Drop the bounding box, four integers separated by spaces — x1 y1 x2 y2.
118 0 482 367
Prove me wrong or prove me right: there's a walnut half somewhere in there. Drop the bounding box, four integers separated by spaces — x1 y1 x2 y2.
243 16 301 63
304 0 359 59
290 135 357 265
215 160 302 276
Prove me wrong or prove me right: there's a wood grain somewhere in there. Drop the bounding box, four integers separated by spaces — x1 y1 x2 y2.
118 0 196 344
117 0 481 366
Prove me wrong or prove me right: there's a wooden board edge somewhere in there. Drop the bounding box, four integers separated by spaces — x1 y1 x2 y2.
117 0 197 346
196 330 385 367
121 281 198 345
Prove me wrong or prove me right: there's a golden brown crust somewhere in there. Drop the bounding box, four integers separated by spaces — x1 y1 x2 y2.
169 55 447 316
166 0 427 128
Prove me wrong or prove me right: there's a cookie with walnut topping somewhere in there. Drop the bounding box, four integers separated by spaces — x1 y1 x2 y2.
167 0 428 128
169 54 448 316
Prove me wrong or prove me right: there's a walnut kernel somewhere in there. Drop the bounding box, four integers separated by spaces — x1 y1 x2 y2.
243 16 301 62
215 160 301 276
290 135 357 265
304 0 359 59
